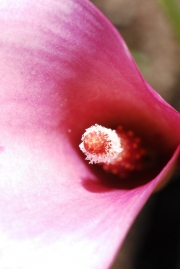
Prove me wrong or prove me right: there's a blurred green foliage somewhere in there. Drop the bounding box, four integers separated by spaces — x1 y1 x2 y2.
158 0 180 43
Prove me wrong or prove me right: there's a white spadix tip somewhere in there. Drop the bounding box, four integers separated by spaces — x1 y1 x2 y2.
79 124 123 164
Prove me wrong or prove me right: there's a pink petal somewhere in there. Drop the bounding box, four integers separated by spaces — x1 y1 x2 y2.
0 0 179 269
0 144 179 269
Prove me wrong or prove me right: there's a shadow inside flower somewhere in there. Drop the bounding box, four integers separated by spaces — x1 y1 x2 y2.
81 155 168 192
67 124 173 192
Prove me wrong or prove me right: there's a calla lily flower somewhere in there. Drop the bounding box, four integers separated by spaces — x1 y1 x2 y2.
0 0 180 268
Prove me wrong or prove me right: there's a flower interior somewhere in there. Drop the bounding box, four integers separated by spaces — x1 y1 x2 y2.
80 124 150 180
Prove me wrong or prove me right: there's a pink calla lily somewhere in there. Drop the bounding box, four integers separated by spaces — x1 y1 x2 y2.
0 0 180 268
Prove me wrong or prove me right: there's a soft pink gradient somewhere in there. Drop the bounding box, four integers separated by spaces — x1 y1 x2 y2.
0 0 180 268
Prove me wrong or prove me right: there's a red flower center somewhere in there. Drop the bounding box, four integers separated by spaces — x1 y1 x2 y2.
84 132 110 155
80 124 146 179
103 126 146 178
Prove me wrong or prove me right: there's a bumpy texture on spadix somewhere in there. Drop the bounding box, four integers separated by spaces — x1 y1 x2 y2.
79 124 122 164
80 124 147 178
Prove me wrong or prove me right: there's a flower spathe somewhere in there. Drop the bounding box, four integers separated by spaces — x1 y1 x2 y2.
0 0 180 269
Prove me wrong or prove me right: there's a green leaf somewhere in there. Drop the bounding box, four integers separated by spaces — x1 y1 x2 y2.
157 0 180 43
